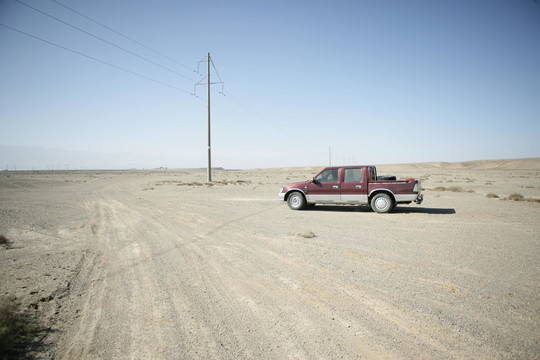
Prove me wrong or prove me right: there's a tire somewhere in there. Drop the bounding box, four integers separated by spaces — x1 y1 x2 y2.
287 192 306 210
370 193 393 213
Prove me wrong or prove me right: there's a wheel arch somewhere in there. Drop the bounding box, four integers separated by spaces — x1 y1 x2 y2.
368 189 396 204
284 188 306 201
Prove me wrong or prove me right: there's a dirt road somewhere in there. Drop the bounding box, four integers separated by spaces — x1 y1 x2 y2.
1 164 539 358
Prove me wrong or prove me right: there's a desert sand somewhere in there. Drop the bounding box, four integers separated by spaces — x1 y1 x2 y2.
1 159 539 359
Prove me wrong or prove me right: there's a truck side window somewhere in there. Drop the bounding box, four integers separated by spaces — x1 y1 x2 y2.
369 167 376 181
344 168 363 182
315 169 339 183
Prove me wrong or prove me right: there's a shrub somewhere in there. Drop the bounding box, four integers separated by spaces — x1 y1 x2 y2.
486 193 499 199
500 193 540 203
506 193 525 201
0 235 12 249
431 186 464 192
0 296 42 357
292 231 316 238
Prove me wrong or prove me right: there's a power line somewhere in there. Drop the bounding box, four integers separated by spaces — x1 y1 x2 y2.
7 0 308 159
49 0 199 76
192 55 311 154
194 58 285 139
0 23 192 94
197 63 282 134
215 89 283 136
2 18 279 136
13 0 197 83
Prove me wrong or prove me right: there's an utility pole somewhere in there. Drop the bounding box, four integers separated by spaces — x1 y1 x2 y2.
195 53 223 183
329 146 332 166
207 52 211 182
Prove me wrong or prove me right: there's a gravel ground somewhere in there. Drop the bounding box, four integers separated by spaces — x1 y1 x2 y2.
1 162 539 359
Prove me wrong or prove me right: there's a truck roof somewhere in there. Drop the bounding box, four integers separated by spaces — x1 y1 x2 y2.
323 165 375 168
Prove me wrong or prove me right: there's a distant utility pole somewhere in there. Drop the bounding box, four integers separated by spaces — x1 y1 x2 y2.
329 146 332 166
195 53 223 182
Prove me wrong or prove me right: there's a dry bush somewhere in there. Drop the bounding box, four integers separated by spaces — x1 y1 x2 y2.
486 193 499 199
172 180 250 187
0 297 21 349
215 180 250 186
0 296 42 357
431 186 465 192
173 182 202 186
0 235 12 249
505 193 525 201
501 193 540 203
292 231 317 239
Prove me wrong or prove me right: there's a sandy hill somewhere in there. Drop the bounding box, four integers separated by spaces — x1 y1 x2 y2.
268 158 540 172
384 158 540 171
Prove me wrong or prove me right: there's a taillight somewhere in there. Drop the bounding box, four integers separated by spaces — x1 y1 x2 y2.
413 180 421 193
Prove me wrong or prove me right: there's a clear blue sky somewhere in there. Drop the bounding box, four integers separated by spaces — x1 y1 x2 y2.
1 0 539 169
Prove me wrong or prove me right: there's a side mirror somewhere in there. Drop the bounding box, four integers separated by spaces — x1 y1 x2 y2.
311 177 318 184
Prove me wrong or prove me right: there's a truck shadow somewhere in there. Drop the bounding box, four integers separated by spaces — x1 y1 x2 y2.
308 205 456 215
392 207 456 214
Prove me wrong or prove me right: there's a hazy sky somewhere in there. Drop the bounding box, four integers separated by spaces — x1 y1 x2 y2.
1 0 539 169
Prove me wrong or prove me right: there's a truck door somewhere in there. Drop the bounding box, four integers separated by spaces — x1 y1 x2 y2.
307 168 340 202
340 167 368 204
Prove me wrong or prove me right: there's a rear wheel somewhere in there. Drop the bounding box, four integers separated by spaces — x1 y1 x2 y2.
370 193 393 213
287 192 306 210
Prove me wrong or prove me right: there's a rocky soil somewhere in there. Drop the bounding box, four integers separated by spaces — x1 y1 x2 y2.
1 160 539 359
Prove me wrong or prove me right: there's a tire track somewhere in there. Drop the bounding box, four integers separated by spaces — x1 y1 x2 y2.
61 200 111 359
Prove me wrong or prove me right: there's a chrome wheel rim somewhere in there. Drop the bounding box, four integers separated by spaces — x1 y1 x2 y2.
375 197 388 210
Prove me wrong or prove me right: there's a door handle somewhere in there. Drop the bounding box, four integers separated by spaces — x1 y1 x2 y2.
333 185 339 189
356 185 362 189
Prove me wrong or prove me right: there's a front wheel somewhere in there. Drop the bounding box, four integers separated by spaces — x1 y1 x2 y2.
287 192 306 210
370 193 393 213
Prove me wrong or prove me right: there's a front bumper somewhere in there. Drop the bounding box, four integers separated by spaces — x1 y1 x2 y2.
278 192 286 201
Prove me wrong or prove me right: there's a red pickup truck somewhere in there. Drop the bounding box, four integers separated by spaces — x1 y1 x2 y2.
279 166 423 213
